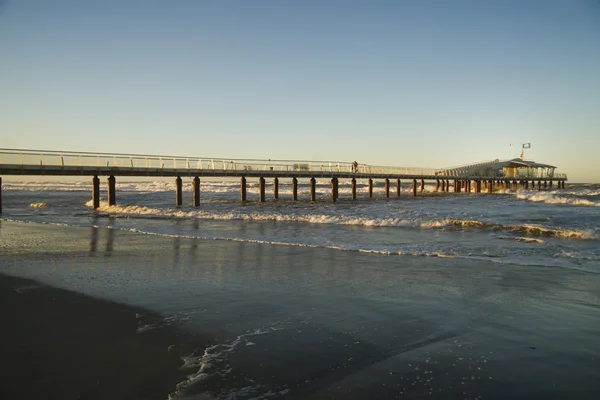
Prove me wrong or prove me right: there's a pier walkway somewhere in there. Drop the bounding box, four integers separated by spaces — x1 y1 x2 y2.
0 148 568 212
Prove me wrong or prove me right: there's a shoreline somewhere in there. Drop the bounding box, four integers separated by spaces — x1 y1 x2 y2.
0 273 211 400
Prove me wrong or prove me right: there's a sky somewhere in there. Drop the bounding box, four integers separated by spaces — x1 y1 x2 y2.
1 0 599 182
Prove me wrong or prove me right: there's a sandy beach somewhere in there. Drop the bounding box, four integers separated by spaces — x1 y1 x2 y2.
0 272 211 400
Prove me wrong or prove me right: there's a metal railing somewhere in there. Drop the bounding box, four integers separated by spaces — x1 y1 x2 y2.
0 148 438 176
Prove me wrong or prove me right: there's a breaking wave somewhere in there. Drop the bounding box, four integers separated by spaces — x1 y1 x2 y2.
85 201 596 240
515 192 600 207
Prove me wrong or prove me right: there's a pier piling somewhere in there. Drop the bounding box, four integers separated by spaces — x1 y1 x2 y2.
240 177 247 202
108 175 116 206
292 177 298 201
352 178 357 200
331 177 338 203
412 179 417 197
420 179 425 193
175 176 182 206
310 178 316 201
385 179 390 198
92 175 100 209
259 177 265 202
368 178 373 198
193 177 200 207
396 179 401 197
274 178 279 199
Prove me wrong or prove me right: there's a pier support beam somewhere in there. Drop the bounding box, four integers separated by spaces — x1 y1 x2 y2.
549 181 553 188
435 180 440 192
175 176 183 206
193 177 200 207
292 177 298 201
92 175 100 209
456 180 461 193
537 180 541 191
544 181 547 189
352 178 357 200
420 179 425 193
331 177 338 203
259 177 265 203
368 178 373 198
310 178 316 201
467 180 471 193
441 179 445 192
273 178 279 199
107 175 116 206
396 179 401 197
240 177 247 202
446 180 450 192
385 179 390 198
412 179 417 197
488 180 493 194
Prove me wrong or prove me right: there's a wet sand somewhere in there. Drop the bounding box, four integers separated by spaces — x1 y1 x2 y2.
0 273 211 400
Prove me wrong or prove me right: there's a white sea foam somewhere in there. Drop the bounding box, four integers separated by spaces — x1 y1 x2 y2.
515 192 600 207
170 324 286 400
84 200 597 241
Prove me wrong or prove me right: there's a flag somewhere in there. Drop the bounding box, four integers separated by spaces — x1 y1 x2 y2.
522 143 531 149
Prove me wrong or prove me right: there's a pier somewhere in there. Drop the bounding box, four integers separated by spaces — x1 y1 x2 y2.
0 149 568 213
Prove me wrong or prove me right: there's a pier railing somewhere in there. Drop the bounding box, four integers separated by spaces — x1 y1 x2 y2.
0 148 438 177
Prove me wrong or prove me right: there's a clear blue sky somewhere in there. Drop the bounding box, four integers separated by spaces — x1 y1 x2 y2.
1 0 599 181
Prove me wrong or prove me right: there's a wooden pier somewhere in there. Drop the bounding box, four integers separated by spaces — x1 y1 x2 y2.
0 149 568 213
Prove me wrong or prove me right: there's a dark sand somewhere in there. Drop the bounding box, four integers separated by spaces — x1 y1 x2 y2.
0 273 210 400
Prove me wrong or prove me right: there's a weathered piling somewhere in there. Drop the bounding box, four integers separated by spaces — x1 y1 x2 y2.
488 180 493 193
240 177 247 201
273 177 279 199
352 178 357 200
108 175 116 206
420 179 425 193
310 177 316 201
436 179 440 192
331 177 338 203
175 176 182 206
368 178 373 198
412 179 417 197
193 176 200 207
92 175 100 209
385 179 390 198
292 177 298 201
259 177 265 202
396 179 401 196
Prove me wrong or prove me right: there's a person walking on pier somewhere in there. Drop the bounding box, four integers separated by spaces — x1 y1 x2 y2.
352 161 358 173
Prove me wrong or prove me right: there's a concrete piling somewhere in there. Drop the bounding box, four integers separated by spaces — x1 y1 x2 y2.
259 177 265 202
240 177 247 201
175 176 182 206
292 177 298 201
310 177 316 201
108 175 116 206
92 175 100 209
193 177 200 207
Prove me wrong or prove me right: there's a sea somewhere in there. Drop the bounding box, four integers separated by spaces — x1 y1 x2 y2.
1 178 599 399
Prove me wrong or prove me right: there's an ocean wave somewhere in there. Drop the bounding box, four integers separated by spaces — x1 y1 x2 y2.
515 192 600 207
85 201 596 240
